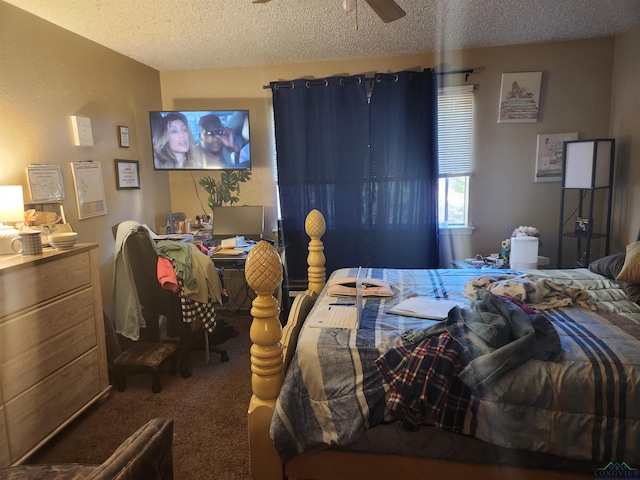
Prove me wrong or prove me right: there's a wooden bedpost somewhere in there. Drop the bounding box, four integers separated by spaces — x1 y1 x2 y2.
245 241 284 480
305 209 326 295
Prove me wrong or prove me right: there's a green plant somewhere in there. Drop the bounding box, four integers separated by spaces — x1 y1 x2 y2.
198 170 252 209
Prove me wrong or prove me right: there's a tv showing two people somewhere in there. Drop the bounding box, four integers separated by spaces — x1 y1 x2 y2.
150 110 251 170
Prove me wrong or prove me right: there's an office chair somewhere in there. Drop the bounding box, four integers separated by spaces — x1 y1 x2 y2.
113 223 228 379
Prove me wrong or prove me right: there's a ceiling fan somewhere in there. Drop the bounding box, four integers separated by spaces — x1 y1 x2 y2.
251 0 406 24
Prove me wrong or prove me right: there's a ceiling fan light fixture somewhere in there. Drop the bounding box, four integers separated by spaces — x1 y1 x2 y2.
343 0 357 13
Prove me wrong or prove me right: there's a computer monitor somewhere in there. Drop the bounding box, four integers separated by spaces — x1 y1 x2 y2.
212 206 264 239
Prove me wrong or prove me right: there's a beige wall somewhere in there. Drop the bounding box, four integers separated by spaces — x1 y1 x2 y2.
161 37 620 265
0 2 168 307
610 22 640 247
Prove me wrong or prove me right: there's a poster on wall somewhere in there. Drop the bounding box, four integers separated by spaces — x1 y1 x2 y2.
534 132 579 182
70 161 107 219
498 72 542 123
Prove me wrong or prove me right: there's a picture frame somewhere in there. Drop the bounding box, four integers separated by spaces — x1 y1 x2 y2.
70 161 107 219
498 72 542 123
118 125 130 148
115 159 141 190
534 132 579 182
27 164 65 202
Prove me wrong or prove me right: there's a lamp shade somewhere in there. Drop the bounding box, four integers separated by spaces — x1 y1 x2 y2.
0 185 25 224
563 139 614 189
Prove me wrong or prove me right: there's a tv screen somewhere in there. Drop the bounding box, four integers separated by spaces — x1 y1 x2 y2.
150 110 251 170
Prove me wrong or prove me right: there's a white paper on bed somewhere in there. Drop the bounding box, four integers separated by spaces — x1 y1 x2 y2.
307 267 364 329
388 297 466 320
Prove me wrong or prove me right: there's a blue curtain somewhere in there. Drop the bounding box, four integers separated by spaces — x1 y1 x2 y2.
273 70 439 284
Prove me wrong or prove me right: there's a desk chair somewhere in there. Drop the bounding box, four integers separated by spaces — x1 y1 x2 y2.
113 223 228 378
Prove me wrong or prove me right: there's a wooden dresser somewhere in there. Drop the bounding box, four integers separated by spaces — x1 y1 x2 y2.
0 244 110 466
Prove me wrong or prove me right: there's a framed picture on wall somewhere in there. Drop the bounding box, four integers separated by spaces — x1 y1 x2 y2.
498 72 542 123
115 159 141 189
534 132 579 182
27 164 65 202
118 125 130 148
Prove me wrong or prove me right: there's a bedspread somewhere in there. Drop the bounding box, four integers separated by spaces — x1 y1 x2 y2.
270 267 640 464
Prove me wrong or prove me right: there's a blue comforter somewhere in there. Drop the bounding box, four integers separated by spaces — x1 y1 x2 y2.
270 268 640 464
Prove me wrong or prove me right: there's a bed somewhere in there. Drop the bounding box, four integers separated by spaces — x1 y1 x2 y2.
244 210 640 480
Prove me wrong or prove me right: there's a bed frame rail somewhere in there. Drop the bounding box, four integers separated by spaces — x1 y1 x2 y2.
245 209 326 480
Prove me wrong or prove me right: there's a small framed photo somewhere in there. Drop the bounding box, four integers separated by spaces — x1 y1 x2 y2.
118 125 130 148
115 159 140 190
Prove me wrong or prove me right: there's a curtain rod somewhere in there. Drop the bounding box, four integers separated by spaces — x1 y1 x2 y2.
262 68 478 89
434 68 475 82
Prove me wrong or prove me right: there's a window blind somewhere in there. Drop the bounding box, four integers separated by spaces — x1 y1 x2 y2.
438 85 474 177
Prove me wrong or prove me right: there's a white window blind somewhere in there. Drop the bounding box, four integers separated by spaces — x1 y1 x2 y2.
438 85 474 177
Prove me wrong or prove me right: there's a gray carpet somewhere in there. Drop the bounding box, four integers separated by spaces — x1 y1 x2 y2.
28 312 254 479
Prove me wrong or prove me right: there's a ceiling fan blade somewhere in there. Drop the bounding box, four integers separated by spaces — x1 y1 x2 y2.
364 0 406 23
251 0 271 3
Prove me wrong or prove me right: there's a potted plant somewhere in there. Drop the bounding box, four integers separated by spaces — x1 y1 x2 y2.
198 170 252 209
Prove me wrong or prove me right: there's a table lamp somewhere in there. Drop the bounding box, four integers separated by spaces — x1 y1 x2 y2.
0 185 25 255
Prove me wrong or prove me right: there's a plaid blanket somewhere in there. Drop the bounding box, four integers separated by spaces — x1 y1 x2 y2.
375 332 471 432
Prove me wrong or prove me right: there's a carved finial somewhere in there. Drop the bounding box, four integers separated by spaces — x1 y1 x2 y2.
305 209 326 239
245 240 283 295
305 209 326 295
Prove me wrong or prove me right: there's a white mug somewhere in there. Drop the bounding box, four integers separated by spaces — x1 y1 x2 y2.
11 232 43 255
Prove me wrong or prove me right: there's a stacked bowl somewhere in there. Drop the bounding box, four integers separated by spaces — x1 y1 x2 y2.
48 232 78 250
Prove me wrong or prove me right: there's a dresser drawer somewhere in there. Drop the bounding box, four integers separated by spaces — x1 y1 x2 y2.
0 252 91 319
4 349 101 462
0 288 95 361
1 314 97 402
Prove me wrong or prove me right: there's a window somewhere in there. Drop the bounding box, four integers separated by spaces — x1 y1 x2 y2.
437 85 474 226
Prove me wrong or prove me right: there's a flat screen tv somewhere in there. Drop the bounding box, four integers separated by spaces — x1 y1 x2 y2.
150 110 251 170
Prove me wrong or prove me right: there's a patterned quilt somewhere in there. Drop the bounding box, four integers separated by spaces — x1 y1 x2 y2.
270 267 640 464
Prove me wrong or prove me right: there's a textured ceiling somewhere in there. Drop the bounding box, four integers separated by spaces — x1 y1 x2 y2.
5 0 640 71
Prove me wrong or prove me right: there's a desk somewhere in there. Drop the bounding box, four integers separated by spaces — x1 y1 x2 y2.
212 246 254 311
211 243 284 312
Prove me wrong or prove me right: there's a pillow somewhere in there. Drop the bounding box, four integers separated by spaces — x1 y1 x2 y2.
616 241 640 283
588 252 626 279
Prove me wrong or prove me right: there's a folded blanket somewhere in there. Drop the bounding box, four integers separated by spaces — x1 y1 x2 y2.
464 273 596 310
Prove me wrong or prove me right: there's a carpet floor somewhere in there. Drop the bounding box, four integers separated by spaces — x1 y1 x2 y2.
28 311 254 479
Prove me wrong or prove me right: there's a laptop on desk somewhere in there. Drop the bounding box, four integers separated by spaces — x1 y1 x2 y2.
307 267 364 330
